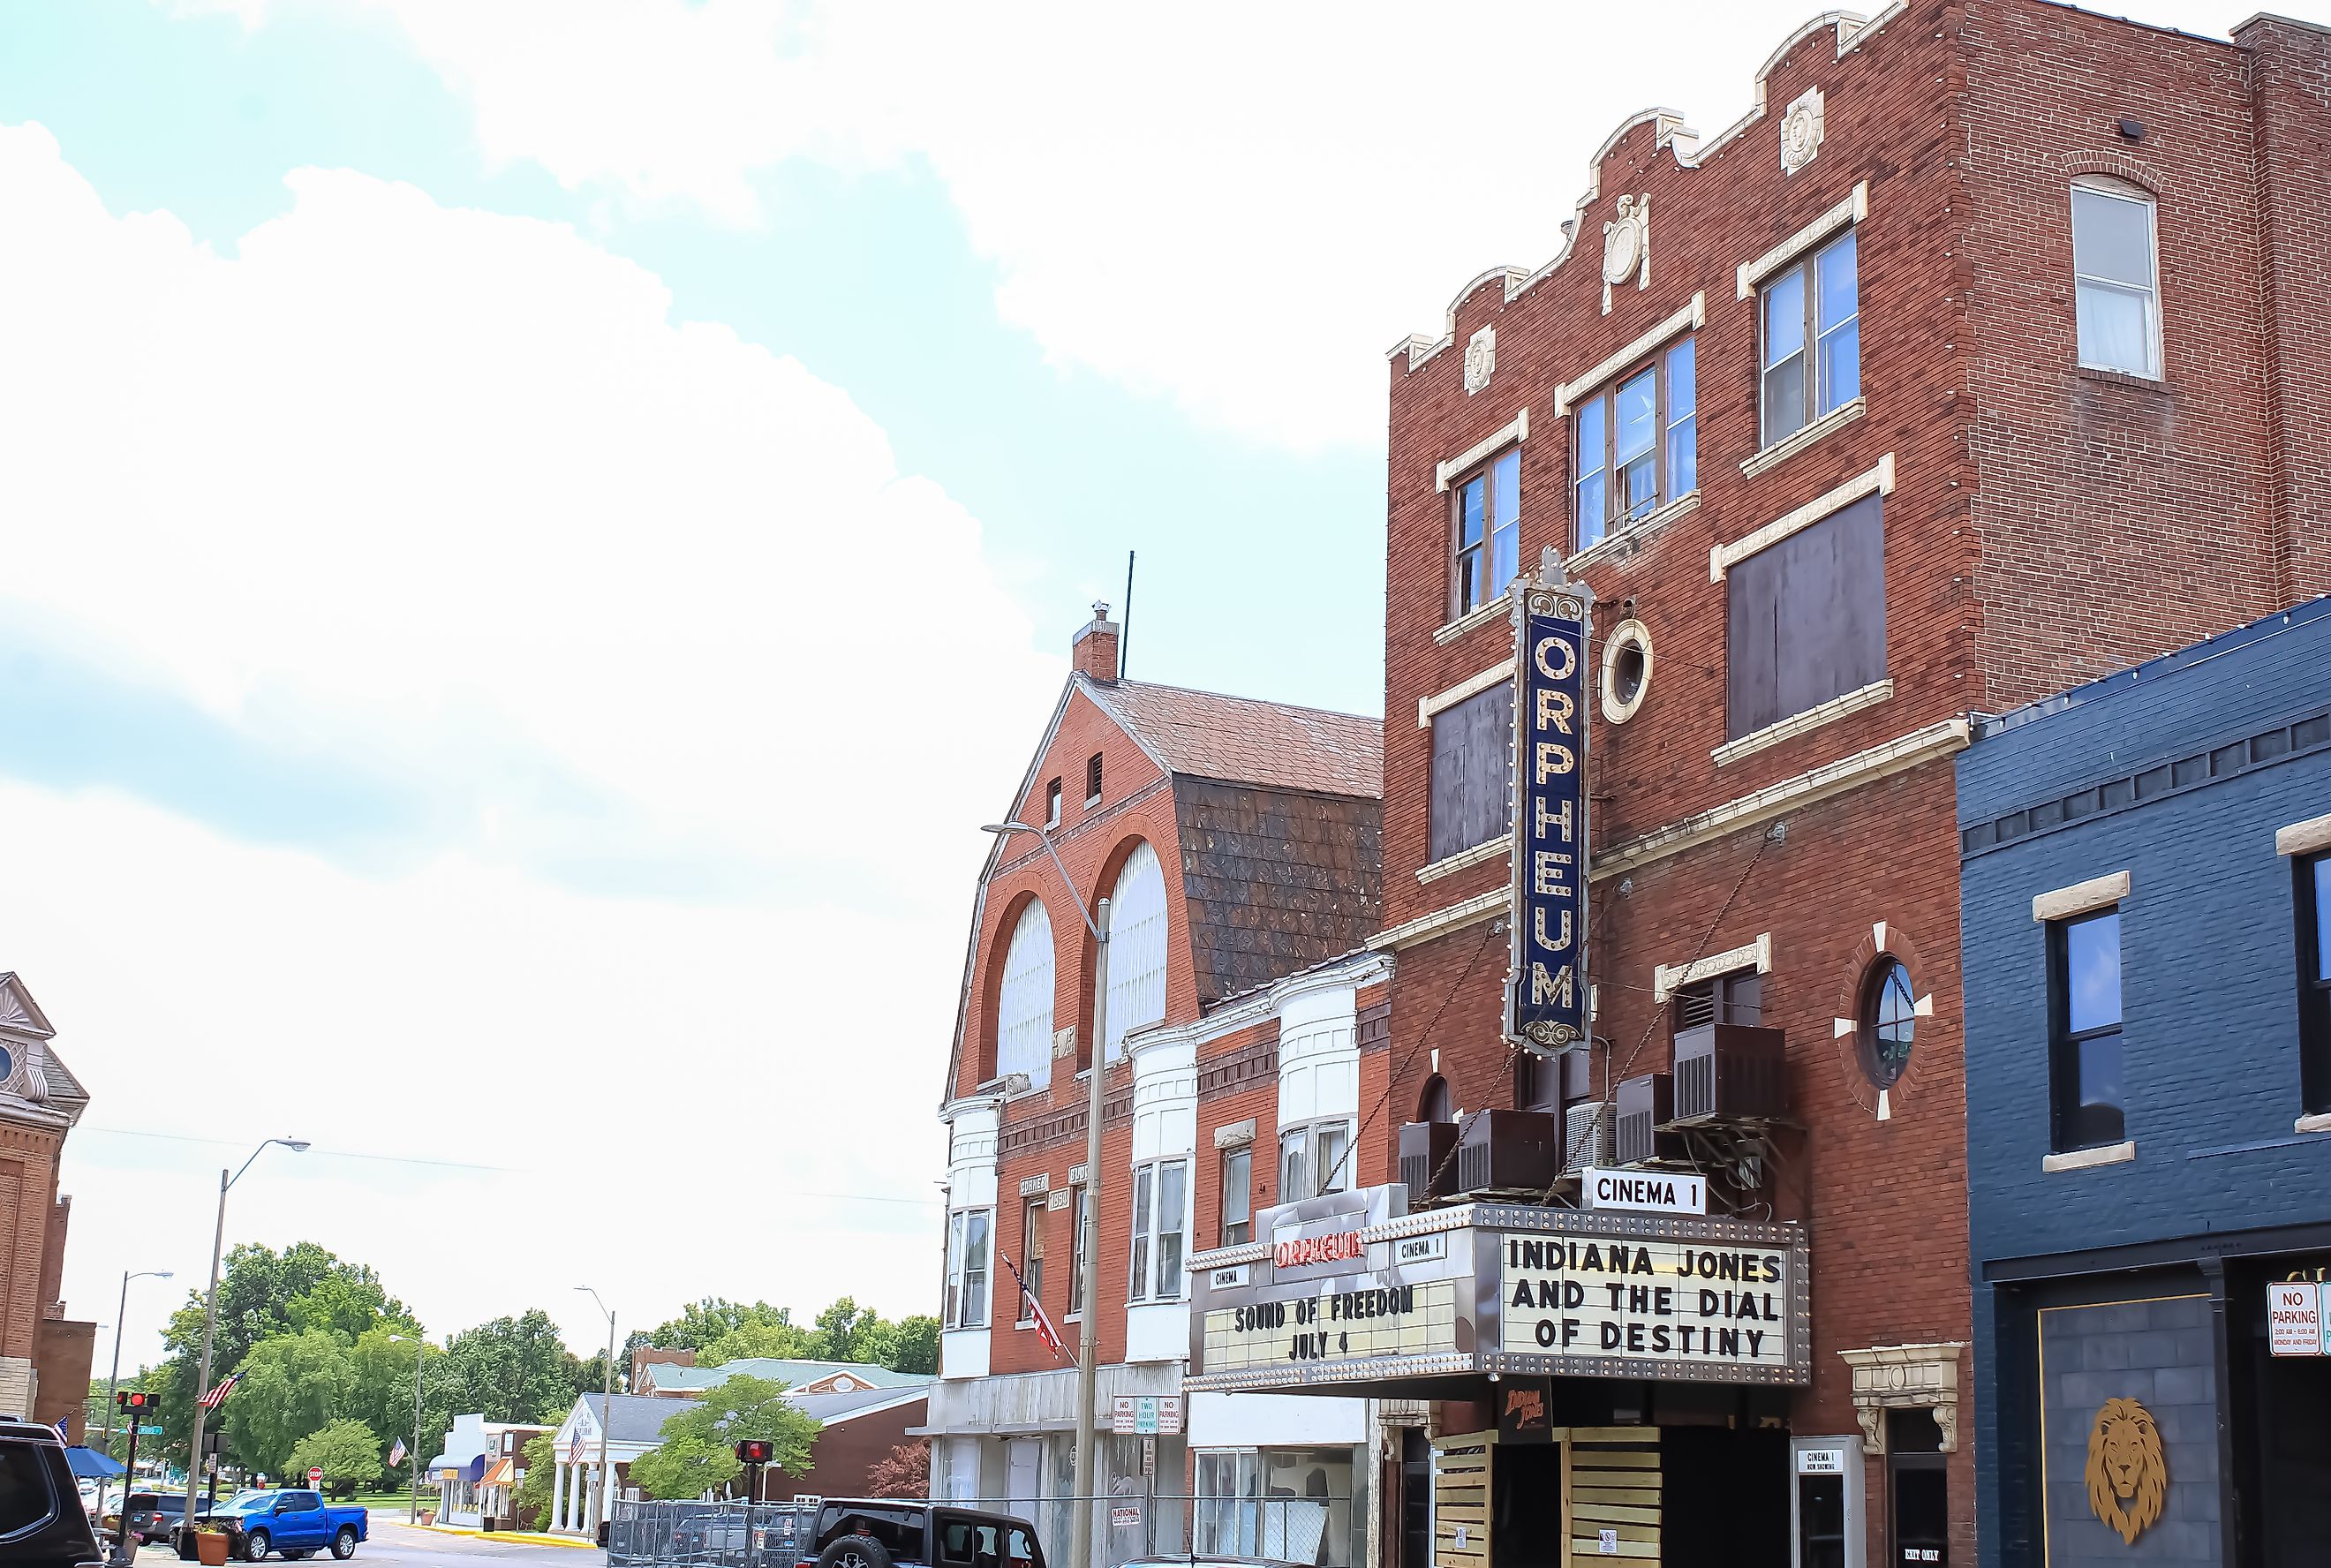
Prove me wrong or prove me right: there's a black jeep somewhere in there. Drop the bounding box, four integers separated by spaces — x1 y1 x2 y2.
808 1499 1045 1568
0 1418 106 1567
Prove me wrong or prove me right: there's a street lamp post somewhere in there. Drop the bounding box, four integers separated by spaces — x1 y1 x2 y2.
96 1269 171 1524
184 1139 308 1541
576 1287 615 1542
388 1333 425 1524
982 822 1108 1568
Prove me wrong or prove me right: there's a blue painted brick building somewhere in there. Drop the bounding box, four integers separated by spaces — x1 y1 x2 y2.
1959 598 2331 1568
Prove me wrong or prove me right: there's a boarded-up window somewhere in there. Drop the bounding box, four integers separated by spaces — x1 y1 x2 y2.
1429 682 1513 863
1724 493 1886 739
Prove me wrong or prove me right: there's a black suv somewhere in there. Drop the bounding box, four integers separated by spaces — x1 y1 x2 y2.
809 1499 1045 1568
0 1419 105 1567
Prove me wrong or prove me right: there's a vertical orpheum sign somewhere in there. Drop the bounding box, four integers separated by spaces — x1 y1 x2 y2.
1505 577 1590 1053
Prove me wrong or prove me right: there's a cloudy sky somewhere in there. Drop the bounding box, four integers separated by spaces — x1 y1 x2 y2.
6 0 2252 1371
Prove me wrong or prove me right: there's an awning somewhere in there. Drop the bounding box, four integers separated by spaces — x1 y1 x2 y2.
64 1447 126 1479
476 1458 515 1489
460 1454 488 1484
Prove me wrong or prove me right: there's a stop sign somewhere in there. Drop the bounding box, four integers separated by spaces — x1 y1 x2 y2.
309 1467 323 1488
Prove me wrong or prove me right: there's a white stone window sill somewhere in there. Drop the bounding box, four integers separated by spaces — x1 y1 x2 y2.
2041 1140 2136 1173
1418 834 1512 885
1741 397 1866 479
2296 1112 2331 1135
1569 492 1701 575
1714 680 1893 766
1433 593 1511 647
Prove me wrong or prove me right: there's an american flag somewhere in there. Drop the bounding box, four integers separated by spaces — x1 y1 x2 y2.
388 1438 407 1468
198 1373 240 1410
570 1429 587 1466
998 1251 1067 1362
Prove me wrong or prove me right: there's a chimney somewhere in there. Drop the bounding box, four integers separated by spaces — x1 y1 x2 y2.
1073 601 1120 683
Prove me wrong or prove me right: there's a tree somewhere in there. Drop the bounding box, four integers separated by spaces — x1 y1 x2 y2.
866 1442 929 1499
633 1376 820 1501
440 1310 582 1426
151 1243 411 1464
224 1332 356 1478
646 1299 793 1354
512 1433 558 1530
630 1434 737 1501
698 1317 810 1367
286 1419 384 1496
807 1298 886 1364
886 1316 940 1377
348 1328 441 1487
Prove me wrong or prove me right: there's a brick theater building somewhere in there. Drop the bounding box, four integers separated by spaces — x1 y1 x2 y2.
927 608 1383 1568
0 972 96 1440
1176 7 2331 1568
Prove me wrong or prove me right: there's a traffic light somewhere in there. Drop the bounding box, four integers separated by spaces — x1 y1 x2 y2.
117 1391 153 1412
735 1439 775 1466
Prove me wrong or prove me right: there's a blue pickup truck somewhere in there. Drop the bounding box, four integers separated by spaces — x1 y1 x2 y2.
182 1489 366 1562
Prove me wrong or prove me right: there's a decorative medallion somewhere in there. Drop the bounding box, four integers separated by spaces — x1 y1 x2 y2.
1600 195 1650 314
1463 326 1497 396
2086 1397 2167 1545
1780 86 1825 175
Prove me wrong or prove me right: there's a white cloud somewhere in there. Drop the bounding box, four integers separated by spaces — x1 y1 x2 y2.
0 121 1060 1357
168 0 2259 451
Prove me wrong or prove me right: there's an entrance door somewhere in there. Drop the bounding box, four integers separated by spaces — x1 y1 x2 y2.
1885 1413 1948 1567
1399 1430 1431 1568
1007 1438 1042 1518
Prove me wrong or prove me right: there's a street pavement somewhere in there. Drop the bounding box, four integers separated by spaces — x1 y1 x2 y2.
128 1519 593 1565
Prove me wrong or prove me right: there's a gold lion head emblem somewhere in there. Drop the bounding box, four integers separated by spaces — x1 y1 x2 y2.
2086 1397 2167 1544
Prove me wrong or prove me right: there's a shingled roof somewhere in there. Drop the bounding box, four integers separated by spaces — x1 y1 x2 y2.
1088 679 1382 798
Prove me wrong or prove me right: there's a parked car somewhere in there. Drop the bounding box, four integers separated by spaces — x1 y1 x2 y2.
183 1489 366 1562
106 1489 207 1546
0 1416 107 1566
808 1499 1045 1568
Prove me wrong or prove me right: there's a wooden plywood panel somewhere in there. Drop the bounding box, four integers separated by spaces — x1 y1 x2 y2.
1567 1429 1659 1566
1431 1430 1495 1568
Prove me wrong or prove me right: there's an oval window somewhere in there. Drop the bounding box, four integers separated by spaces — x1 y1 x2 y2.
1601 618 1653 723
1859 958 1916 1088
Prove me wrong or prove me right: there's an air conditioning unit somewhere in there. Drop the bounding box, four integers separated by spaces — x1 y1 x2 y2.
1614 1074 1681 1165
1455 1108 1562 1195
1563 1101 1613 1172
1398 1119 1460 1202
1671 1023 1788 1124
1559 1046 1595 1105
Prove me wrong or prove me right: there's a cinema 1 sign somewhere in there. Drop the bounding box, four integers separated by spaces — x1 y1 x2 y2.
1506 581 1590 1054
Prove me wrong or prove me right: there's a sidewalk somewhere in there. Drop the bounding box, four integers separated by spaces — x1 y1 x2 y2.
378 1517 597 1550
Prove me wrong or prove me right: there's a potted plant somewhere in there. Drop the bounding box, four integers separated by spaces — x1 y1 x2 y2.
189 1522 232 1566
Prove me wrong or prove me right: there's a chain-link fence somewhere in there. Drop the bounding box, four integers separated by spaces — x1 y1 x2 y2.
607 1499 817 1567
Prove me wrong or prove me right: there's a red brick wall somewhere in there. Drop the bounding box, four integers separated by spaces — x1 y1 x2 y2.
764 1402 926 1503
0 1127 62 1366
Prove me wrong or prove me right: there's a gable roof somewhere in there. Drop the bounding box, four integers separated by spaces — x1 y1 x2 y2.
1086 678 1383 798
640 1358 929 1395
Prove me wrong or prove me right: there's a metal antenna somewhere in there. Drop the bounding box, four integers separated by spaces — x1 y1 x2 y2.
1120 549 1135 678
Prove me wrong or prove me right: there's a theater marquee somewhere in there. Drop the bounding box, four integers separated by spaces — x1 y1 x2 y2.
1187 1187 1809 1392
1505 580 1590 1055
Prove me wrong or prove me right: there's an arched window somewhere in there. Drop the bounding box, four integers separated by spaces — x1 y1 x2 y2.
995 900 1056 1089
1419 1075 1452 1124
1100 841 1168 1060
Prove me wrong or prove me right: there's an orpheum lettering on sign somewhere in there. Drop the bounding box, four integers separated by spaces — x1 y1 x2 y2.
1275 1230 1362 1270
1505 583 1590 1054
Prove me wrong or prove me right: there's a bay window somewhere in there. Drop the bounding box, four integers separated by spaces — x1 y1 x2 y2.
945 1208 992 1330
1128 1158 1188 1301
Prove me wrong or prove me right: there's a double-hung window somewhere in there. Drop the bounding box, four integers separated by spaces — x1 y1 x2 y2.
2048 908 2126 1152
2298 855 2331 1113
1068 1184 1090 1316
945 1208 991 1330
1279 1119 1354 1201
2071 179 2161 379
1452 449 1520 619
1573 337 1696 553
1220 1146 1253 1246
1761 230 1860 445
1128 1158 1188 1301
1017 1195 1045 1323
